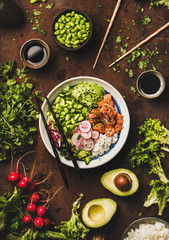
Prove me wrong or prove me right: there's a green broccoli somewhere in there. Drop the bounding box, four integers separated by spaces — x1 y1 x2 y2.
144 180 169 215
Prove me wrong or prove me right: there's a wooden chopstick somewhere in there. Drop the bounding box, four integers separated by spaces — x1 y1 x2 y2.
108 21 169 68
93 0 122 69
35 94 69 189
41 87 81 178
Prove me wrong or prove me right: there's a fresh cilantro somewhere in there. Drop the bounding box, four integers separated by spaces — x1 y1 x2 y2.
0 61 40 161
142 16 152 26
149 0 169 8
116 36 122 44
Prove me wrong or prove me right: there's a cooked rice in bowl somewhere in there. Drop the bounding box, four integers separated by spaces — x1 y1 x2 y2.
121 218 169 240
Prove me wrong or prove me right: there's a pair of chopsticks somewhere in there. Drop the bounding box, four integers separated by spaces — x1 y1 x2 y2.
35 88 81 189
109 21 169 68
93 0 169 69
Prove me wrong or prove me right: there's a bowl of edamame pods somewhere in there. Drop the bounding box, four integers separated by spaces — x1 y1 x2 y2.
52 9 92 50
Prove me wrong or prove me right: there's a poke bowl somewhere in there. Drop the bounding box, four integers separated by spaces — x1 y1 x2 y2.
39 76 130 169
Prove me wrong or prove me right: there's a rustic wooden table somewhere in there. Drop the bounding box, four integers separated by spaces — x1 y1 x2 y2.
0 0 169 239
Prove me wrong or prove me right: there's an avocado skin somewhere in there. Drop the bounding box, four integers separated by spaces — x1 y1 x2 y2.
0 0 24 27
101 168 139 197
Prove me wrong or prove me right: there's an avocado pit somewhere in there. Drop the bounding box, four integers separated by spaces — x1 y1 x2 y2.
114 173 132 192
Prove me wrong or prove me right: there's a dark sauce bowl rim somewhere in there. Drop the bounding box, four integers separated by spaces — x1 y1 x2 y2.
20 38 50 69
136 70 166 99
52 8 93 51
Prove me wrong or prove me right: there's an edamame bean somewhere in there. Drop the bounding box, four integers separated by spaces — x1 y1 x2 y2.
78 116 84 122
65 114 70 121
71 118 76 125
63 107 69 113
74 114 79 120
77 104 83 109
63 126 67 133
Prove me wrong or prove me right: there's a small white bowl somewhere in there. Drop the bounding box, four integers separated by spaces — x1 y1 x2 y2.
39 76 130 169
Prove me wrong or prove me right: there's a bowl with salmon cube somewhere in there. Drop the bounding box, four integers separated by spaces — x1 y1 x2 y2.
39 76 130 169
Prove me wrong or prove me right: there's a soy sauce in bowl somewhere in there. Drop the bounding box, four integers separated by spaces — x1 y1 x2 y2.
20 39 50 69
136 70 165 99
25 44 47 66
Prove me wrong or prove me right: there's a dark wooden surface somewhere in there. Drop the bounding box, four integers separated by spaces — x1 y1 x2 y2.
0 0 169 239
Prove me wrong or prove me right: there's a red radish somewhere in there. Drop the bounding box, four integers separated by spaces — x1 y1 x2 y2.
79 120 91 132
71 132 82 145
37 206 47 217
23 177 31 182
30 192 40 204
27 181 36 193
27 203 36 213
34 217 44 228
91 130 100 140
18 179 28 189
23 215 32 224
81 130 92 139
81 138 94 151
8 172 19 182
19 174 24 180
75 140 82 151
44 217 51 227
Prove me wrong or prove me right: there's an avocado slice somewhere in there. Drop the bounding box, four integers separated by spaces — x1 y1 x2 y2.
101 168 139 197
71 82 105 107
82 198 117 228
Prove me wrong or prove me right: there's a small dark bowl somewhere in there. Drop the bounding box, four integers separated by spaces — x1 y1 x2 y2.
136 70 165 99
52 9 92 51
20 38 50 69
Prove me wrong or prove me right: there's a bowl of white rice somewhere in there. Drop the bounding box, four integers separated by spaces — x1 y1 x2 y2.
121 217 169 240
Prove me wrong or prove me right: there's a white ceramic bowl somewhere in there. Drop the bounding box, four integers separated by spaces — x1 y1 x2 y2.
39 76 130 169
121 217 169 239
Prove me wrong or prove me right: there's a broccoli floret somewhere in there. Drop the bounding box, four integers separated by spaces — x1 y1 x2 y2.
144 180 169 215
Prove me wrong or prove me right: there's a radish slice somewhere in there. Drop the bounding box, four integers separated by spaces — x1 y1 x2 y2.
79 120 91 133
71 132 82 145
91 130 100 140
81 138 94 151
75 140 82 151
81 130 92 139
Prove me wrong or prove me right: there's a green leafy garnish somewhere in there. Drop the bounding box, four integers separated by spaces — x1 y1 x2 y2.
144 180 169 215
0 61 39 161
129 118 169 215
142 16 152 26
149 0 169 8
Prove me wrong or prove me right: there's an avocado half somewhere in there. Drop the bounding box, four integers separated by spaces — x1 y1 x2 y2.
82 198 117 228
101 168 139 197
